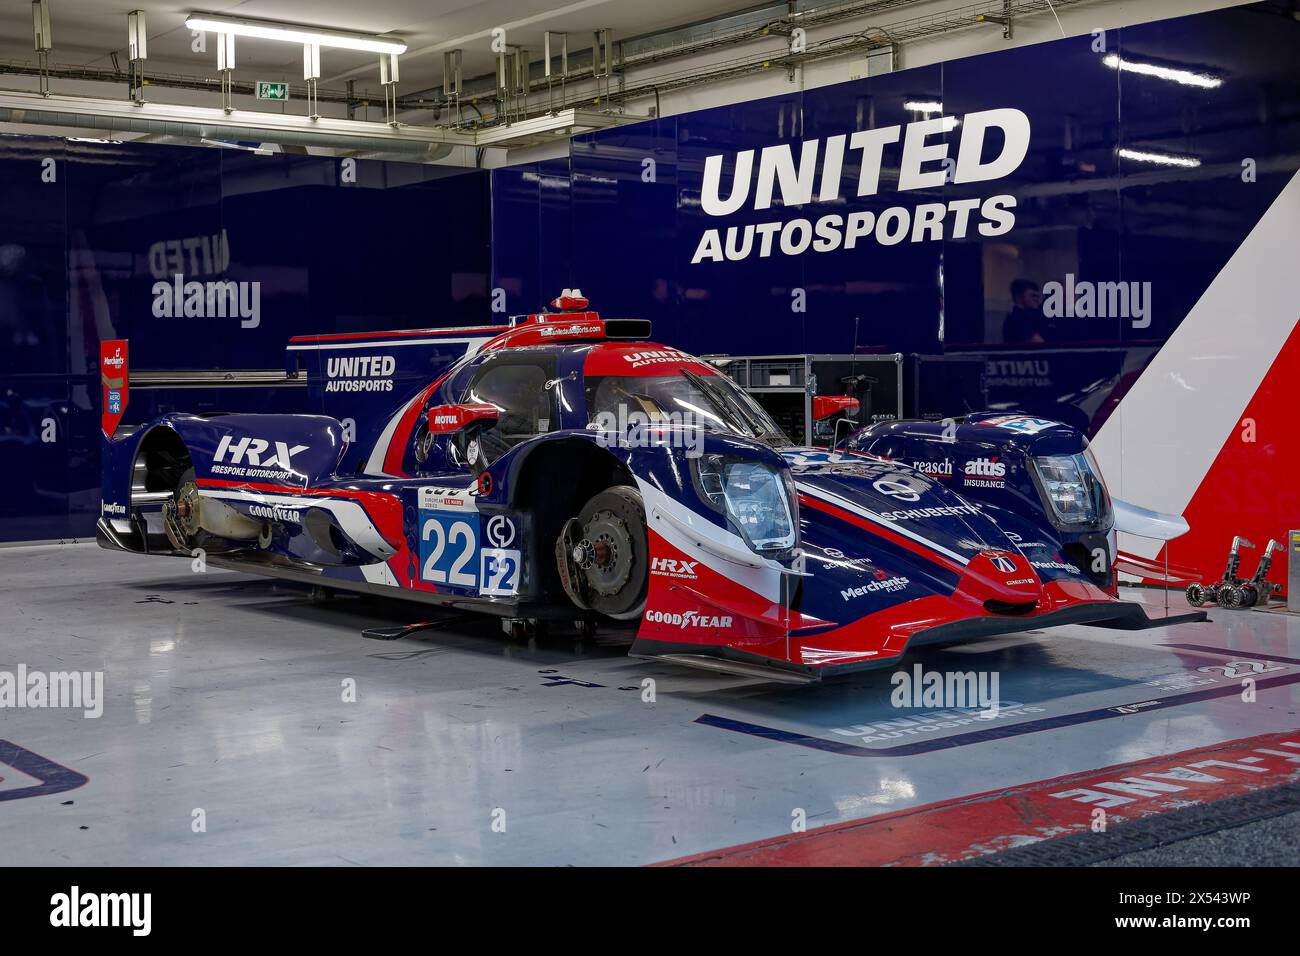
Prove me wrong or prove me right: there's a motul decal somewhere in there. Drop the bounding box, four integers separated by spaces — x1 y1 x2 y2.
426 404 499 435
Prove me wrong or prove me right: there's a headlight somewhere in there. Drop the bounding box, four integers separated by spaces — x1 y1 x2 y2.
1031 452 1111 529
691 454 798 556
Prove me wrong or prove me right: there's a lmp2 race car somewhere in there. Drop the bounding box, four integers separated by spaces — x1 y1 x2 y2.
97 292 1201 682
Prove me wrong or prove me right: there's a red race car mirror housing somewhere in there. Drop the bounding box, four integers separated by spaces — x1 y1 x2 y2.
427 403 499 435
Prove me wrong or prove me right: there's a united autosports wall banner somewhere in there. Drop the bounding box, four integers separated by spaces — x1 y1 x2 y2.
491 0 1300 585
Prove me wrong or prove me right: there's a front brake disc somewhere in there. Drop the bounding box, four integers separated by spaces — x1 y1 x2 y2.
579 509 633 597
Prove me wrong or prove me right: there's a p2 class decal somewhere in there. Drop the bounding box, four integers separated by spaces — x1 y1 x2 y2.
416 485 482 591
0 740 89 802
480 548 521 596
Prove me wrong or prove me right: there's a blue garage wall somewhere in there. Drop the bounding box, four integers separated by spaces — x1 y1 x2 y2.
0 139 490 542
491 0 1300 397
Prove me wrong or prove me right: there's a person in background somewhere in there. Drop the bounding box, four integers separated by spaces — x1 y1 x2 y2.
1003 278 1055 345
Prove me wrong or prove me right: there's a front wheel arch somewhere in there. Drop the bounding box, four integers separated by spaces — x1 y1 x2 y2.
131 423 193 501
507 437 635 602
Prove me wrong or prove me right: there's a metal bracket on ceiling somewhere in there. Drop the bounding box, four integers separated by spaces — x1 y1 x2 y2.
380 52 399 126
33 0 53 96
304 43 321 120
593 28 613 108
443 49 463 125
127 10 147 105
544 32 567 115
216 32 235 113
977 0 1015 40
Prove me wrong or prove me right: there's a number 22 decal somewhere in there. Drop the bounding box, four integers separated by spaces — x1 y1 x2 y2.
1196 659 1284 678
422 517 478 587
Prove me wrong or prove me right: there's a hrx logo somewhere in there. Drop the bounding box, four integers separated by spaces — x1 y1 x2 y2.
214 434 307 469
651 557 699 579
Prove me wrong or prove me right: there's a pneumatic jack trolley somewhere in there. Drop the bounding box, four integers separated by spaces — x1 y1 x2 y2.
1217 538 1283 609
1186 535 1252 608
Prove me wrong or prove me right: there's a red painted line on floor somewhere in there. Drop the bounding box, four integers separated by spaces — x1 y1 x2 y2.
655 731 1300 867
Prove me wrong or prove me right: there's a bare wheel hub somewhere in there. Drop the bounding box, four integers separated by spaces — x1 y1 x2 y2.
576 511 632 596
163 479 202 550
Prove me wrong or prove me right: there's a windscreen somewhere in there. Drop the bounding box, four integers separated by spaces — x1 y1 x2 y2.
585 367 790 447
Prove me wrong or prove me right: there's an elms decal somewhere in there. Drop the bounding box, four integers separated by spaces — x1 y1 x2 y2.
691 108 1031 264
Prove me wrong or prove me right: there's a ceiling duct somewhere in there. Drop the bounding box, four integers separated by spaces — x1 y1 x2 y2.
0 101 455 158
0 89 635 155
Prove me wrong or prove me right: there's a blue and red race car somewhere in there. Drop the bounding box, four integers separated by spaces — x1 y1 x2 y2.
97 292 1200 682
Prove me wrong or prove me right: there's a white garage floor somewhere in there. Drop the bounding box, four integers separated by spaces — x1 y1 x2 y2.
2 542 1299 866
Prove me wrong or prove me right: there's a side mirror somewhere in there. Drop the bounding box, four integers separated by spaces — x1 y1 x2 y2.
427 403 499 435
832 417 860 451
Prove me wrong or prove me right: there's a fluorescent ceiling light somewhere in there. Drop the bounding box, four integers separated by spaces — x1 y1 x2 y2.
1117 147 1201 168
1102 53 1221 89
904 100 944 114
184 13 407 55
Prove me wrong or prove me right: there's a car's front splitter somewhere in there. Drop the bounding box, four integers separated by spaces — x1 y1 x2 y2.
630 598 1208 682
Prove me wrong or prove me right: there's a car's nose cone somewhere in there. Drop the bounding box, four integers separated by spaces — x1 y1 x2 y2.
960 549 1043 607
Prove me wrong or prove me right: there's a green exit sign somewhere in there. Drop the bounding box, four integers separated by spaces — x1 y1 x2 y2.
256 82 289 101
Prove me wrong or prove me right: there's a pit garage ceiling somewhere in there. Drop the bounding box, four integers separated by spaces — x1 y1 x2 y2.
0 0 759 96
